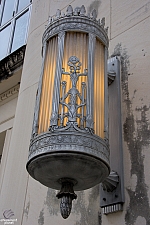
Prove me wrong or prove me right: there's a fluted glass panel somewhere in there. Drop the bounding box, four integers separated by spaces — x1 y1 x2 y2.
38 36 58 133
94 39 105 138
60 32 88 127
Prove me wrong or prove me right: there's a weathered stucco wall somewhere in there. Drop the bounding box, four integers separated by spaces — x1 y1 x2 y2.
107 1 150 224
0 0 150 225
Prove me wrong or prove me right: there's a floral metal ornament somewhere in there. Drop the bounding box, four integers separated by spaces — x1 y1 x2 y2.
49 56 88 133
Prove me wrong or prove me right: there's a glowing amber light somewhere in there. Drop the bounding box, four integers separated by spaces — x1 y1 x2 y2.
38 33 104 138
61 32 88 127
38 36 57 133
94 39 105 138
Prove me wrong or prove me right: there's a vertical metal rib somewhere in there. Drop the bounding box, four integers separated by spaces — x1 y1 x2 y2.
60 81 66 126
86 33 96 128
104 46 108 140
31 42 47 138
50 31 65 126
81 82 86 128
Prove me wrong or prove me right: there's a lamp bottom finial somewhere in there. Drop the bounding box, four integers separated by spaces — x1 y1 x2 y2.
56 178 77 219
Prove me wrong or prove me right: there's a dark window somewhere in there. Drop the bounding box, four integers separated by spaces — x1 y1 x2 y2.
11 10 29 52
1 0 15 25
0 131 6 163
17 0 31 13
0 24 11 59
0 0 31 60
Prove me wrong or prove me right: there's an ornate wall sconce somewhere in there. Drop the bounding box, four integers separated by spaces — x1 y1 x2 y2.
26 5 123 219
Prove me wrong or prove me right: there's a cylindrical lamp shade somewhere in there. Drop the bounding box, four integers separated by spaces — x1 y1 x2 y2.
27 6 110 218
38 33 105 138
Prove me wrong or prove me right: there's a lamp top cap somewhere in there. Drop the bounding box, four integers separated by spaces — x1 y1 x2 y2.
47 5 108 34
43 5 109 47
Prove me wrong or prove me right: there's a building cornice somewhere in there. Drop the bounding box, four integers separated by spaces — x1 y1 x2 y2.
0 83 20 103
0 45 26 82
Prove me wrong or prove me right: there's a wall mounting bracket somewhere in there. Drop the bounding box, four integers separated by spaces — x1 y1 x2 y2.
100 56 125 214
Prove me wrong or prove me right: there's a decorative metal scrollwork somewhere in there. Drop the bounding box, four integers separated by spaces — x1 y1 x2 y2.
60 56 87 123
49 56 94 134
102 171 119 192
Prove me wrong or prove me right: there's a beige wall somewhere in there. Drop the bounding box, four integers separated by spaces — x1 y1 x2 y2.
108 1 150 225
0 0 150 225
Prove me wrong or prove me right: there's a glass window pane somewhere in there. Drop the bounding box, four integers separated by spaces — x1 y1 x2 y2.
11 11 29 53
1 0 15 25
0 24 11 59
17 0 30 13
0 131 6 162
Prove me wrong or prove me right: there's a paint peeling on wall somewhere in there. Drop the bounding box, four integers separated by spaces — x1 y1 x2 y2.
98 212 102 225
37 186 100 224
44 188 59 216
38 208 44 225
87 0 101 14
37 188 59 224
112 43 150 225
73 185 100 225
23 201 30 219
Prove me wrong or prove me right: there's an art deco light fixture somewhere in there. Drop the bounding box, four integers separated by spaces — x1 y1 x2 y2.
26 5 110 219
